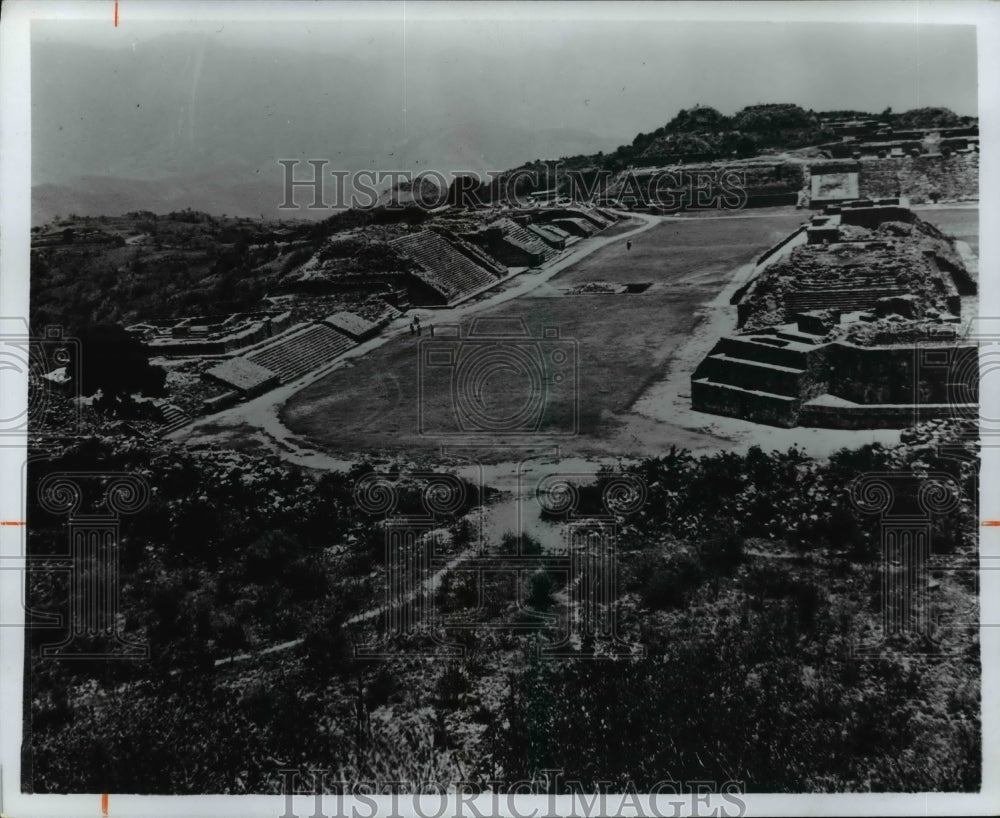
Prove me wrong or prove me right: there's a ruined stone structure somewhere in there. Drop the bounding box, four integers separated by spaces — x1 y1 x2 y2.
132 207 617 425
128 310 293 357
390 230 504 305
204 317 361 400
462 217 559 268
808 153 979 205
609 162 805 211
691 202 978 428
524 221 572 250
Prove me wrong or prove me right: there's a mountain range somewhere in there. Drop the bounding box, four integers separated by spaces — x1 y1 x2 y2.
31 34 625 224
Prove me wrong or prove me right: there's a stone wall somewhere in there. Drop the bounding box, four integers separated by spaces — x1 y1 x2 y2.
826 342 977 405
858 153 978 202
840 205 914 229
692 334 976 429
148 324 270 356
202 390 241 413
718 336 810 370
756 225 808 265
698 355 808 396
932 252 977 297
693 336 831 400
691 379 799 427
799 402 953 429
744 192 800 209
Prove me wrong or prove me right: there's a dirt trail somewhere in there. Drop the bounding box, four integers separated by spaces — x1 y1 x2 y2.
169 213 663 465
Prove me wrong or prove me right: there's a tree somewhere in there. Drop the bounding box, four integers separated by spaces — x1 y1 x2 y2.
528 569 555 609
67 324 166 414
302 613 352 679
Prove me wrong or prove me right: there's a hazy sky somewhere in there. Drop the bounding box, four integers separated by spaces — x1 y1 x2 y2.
25 2 982 223
33 12 978 141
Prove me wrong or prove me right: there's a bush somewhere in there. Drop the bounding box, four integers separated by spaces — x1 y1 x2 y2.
499 529 542 556
435 663 472 707
301 614 352 680
365 665 397 709
793 581 823 629
640 553 703 610
699 527 745 574
527 570 556 610
280 247 313 275
743 562 797 599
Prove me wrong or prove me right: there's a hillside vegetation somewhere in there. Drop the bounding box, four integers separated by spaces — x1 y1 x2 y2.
498 105 974 196
24 422 979 793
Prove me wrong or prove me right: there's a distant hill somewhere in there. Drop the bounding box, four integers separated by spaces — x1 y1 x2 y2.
31 116 619 225
588 103 976 172
30 31 973 224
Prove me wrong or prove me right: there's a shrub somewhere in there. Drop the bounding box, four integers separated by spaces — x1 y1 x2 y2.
640 553 703 610
527 570 556 610
435 663 472 708
793 581 823 629
699 527 745 574
365 665 397 709
743 562 797 598
499 529 542 556
301 614 352 680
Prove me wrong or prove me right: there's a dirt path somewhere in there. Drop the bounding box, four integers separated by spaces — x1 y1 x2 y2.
169 202 965 467
211 457 613 669
213 537 485 668
169 213 663 464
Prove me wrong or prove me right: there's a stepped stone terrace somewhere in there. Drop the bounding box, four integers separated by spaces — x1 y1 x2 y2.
462 217 560 268
389 230 504 305
692 201 978 428
127 310 293 356
200 319 360 410
133 207 617 426
387 207 617 305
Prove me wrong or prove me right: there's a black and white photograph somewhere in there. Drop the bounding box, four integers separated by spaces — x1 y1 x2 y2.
0 1 997 815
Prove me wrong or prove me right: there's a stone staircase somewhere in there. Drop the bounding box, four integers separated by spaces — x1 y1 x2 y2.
155 401 192 435
527 223 572 249
576 208 612 228
493 218 558 264
785 286 905 313
439 230 508 276
246 324 356 383
699 352 810 396
550 218 597 238
692 331 978 429
691 336 822 427
691 378 801 427
781 268 906 314
391 231 501 304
